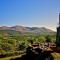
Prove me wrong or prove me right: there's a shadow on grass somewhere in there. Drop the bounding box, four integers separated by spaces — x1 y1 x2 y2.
11 47 54 60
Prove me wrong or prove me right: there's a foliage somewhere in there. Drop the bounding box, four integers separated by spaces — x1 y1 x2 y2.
18 42 26 51
0 30 56 57
45 35 52 42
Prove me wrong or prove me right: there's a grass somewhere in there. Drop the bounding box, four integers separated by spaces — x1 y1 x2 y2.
0 57 11 60
51 53 60 60
0 48 60 60
51 53 60 57
0 54 25 60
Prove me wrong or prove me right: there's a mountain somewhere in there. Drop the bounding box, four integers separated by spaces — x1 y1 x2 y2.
0 26 56 35
26 27 55 35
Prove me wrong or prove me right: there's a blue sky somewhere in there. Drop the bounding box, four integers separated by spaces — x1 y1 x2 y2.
0 0 60 31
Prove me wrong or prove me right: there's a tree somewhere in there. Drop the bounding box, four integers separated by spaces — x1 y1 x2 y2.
1 43 12 51
18 42 26 51
45 35 51 42
45 35 51 47
28 39 33 44
38 36 45 43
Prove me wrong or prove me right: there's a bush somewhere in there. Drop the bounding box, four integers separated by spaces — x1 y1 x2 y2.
45 35 51 42
18 43 26 51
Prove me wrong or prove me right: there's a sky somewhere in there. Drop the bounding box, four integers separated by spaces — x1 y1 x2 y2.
0 0 60 31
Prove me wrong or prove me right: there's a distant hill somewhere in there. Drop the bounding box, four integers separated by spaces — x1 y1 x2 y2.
0 30 21 36
0 26 56 35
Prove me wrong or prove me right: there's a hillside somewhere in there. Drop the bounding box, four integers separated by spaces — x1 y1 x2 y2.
0 26 56 35
0 30 21 36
